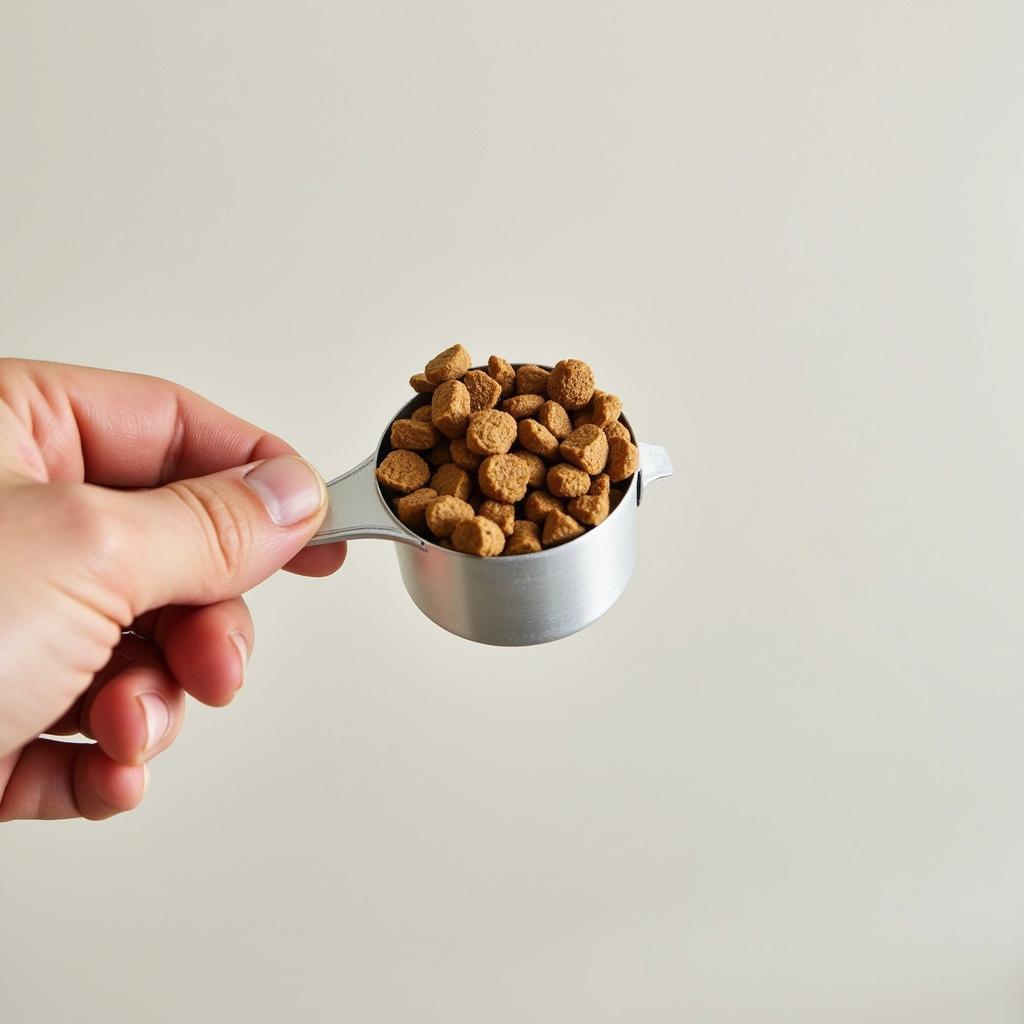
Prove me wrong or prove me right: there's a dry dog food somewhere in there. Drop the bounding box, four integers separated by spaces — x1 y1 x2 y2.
452 515 505 556
375 346 640 555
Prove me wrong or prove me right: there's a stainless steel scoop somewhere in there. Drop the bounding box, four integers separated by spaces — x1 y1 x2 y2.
306 380 672 646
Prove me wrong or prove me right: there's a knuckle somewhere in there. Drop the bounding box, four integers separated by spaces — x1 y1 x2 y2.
166 480 252 579
55 484 128 567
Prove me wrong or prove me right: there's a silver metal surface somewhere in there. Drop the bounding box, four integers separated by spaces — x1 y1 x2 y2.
307 377 672 646
309 455 425 548
637 442 674 503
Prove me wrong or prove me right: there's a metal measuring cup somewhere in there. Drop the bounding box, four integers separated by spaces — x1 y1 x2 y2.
306 370 672 646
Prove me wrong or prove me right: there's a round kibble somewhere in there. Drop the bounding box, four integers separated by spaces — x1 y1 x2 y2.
546 462 591 499
376 450 430 494
537 400 572 440
430 462 472 501
547 358 595 410
449 437 483 471
452 515 505 557
607 436 639 482
504 519 542 555
390 418 440 451
425 495 475 538
427 441 451 467
604 420 631 444
559 424 609 475
479 453 530 503
425 343 471 384
487 355 516 398
589 391 622 429
466 409 517 456
462 369 502 412
409 373 437 394
542 508 586 547
515 364 551 396
524 489 564 524
431 379 471 439
514 449 547 488
393 487 437 529
567 491 609 527
478 499 514 536
517 418 560 460
501 393 545 420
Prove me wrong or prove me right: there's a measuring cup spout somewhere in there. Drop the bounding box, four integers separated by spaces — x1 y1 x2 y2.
637 443 673 503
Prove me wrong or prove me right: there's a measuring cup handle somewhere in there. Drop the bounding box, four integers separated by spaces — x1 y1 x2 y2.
307 454 426 548
637 443 673 504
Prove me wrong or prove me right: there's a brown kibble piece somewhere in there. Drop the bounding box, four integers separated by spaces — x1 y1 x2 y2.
452 515 505 557
504 519 542 555
425 344 471 384
427 441 451 467
487 355 516 398
376 450 430 494
514 449 547 488
477 500 514 537
537 400 572 440
449 437 483 471
393 487 437 529
542 508 586 547
589 391 623 429
589 473 610 496
390 418 440 451
466 409 517 455
607 436 639 482
517 418 560 460
515 364 551 396
430 462 472 501
412 405 435 423
604 420 631 444
479 453 530 503
524 489 564 524
501 393 545 420
425 495 475 538
409 373 437 394
547 462 591 499
567 491 610 527
462 369 502 412
547 358 595 410
560 424 609 475
431 379 471 439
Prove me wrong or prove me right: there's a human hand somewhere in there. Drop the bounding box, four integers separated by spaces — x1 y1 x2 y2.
0 359 346 821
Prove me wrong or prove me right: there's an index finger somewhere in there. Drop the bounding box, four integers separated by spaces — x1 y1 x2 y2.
0 359 346 577
1 358 294 486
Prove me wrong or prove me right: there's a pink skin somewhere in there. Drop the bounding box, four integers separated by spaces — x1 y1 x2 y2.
0 360 346 821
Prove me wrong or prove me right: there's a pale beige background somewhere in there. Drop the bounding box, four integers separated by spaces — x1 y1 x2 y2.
1 2 1023 1022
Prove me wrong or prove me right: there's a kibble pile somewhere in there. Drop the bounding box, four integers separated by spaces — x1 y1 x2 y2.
375 345 640 556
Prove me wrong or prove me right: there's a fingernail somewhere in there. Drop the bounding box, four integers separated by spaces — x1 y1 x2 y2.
243 456 325 526
138 691 171 753
229 629 249 690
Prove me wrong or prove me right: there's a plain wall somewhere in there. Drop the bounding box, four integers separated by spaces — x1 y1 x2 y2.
1 2 1022 1021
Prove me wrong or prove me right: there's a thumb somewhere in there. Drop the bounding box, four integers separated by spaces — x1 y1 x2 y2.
110 455 328 614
